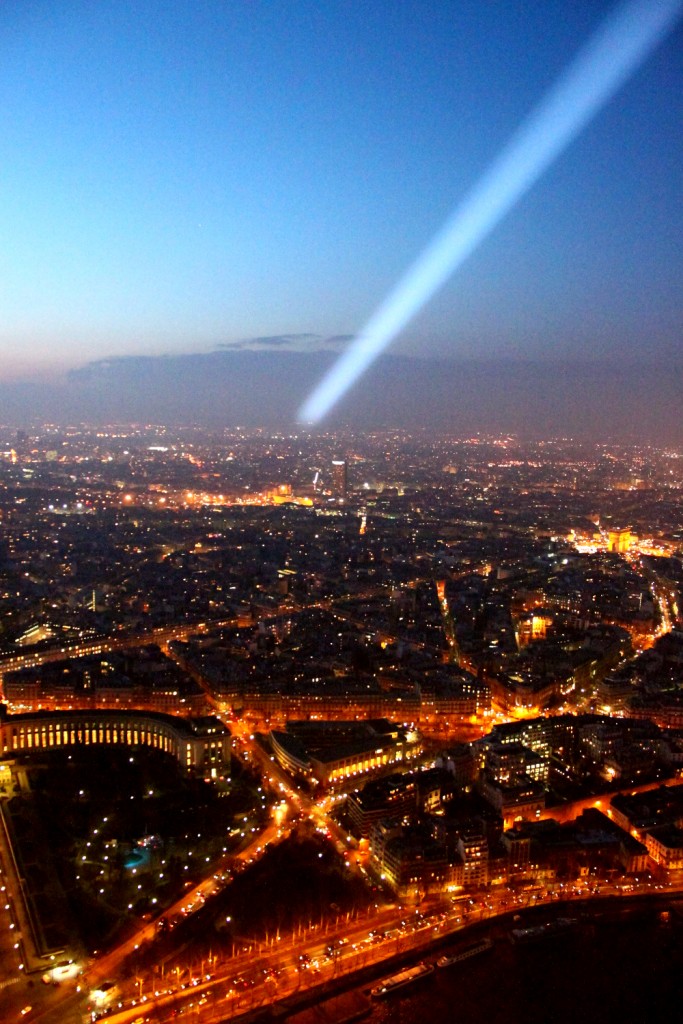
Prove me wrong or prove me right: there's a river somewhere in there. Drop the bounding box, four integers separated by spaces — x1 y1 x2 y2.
363 903 682 1024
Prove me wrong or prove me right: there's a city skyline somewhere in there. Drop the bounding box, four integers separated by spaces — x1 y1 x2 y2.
1 350 682 444
1 0 681 396
1 2 683 1014
1 425 683 1023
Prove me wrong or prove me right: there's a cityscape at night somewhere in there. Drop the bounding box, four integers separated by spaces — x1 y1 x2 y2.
0 428 683 1022
1 0 682 1022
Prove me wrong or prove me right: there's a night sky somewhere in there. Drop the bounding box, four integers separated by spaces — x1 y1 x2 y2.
1 1 681 429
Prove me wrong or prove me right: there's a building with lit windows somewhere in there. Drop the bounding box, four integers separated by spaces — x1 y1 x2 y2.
478 738 550 785
2 644 209 718
488 714 581 760
457 821 488 888
0 706 230 776
515 612 553 648
347 774 418 838
369 819 457 897
478 771 546 830
2 673 209 717
269 718 421 787
626 693 683 729
643 825 683 873
223 687 422 726
609 783 683 837
331 459 348 498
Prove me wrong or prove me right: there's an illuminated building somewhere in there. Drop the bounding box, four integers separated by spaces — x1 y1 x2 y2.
418 669 491 719
218 687 424 727
608 527 632 553
269 718 421 787
596 669 634 712
457 822 488 888
331 459 348 498
416 766 456 812
0 706 230 776
490 671 558 715
2 674 209 717
515 612 553 648
488 714 578 760
264 483 313 506
3 647 209 717
643 826 683 872
480 738 549 785
609 783 683 838
626 693 683 729
15 623 55 646
478 771 546 830
501 826 532 875
369 819 454 897
347 773 418 838
214 659 489 732
579 717 660 765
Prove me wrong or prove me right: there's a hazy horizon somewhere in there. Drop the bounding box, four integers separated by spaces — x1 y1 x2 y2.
1 348 681 445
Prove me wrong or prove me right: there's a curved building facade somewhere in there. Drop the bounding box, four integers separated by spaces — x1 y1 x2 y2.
0 706 230 775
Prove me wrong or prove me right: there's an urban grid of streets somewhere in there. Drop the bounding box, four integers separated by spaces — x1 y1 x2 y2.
1 429 683 1022
3 719 681 1024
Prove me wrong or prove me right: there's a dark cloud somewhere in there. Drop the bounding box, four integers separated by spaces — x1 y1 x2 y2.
323 334 354 346
218 333 352 352
240 333 320 348
12 350 683 444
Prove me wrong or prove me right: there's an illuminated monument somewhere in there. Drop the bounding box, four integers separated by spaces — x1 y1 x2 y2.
608 527 632 554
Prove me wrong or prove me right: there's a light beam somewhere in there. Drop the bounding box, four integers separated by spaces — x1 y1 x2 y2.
298 0 682 424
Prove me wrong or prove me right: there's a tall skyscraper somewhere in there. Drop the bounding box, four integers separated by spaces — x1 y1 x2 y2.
331 459 348 499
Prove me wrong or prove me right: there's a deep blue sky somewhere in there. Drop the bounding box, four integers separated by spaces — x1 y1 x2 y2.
1 0 681 382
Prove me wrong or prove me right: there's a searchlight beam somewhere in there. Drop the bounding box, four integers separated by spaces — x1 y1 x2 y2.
298 0 682 424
